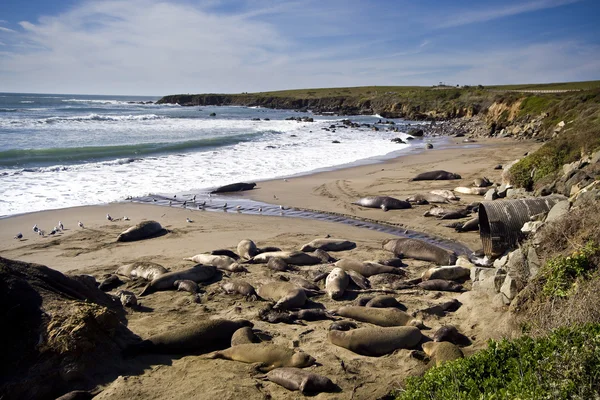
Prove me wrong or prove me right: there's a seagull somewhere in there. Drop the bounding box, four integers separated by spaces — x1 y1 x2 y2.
182 201 187 208
284 179 289 182
169 201 172 206
78 221 84 228
58 221 64 230
49 229 57 235
192 195 196 202
208 193 212 198
33 224 38 233
186 217 193 223
236 205 242 210
201 201 206 207
174 195 177 198
223 202 228 209
258 207 263 212
38 229 45 236
279 205 285 210
14 232 22 239
273 195 278 200
153 198 157 202
106 213 113 221
123 216 130 221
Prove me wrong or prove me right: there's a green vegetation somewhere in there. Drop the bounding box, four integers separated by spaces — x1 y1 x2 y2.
518 95 556 116
396 324 600 400
486 80 600 91
542 241 600 298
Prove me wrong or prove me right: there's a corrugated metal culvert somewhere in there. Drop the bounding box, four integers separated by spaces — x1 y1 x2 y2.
478 196 564 257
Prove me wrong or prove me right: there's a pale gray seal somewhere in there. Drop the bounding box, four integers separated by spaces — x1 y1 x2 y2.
409 170 461 181
352 196 411 211
333 305 411 326
203 344 316 371
257 281 307 309
116 261 168 281
184 254 246 272
453 186 488 195
139 265 216 296
364 295 406 310
263 368 338 394
406 193 450 204
382 238 457 265
325 267 349 299
174 279 199 294
125 319 252 355
422 341 464 366
237 239 259 260
335 258 406 277
210 182 256 194
231 327 260 346
300 238 356 252
116 220 164 242
267 257 289 271
251 250 332 265
327 326 422 356
422 265 470 281
429 189 459 200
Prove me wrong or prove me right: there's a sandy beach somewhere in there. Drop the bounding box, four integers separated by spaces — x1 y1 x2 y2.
0 137 540 399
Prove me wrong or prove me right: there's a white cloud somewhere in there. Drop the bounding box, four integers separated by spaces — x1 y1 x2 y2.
436 0 582 29
0 26 16 33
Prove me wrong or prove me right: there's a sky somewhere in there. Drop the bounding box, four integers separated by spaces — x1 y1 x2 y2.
0 0 599 95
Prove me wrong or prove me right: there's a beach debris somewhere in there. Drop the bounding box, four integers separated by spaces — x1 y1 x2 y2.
14 232 23 239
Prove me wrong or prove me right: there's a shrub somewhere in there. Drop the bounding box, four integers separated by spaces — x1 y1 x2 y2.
395 324 600 400
542 241 600 298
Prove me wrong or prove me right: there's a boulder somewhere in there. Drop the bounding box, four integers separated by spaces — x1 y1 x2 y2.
484 188 498 201
545 200 570 223
407 128 424 137
500 274 519 301
526 246 541 279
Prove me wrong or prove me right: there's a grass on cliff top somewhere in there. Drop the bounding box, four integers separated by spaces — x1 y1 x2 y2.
486 80 600 91
394 324 600 400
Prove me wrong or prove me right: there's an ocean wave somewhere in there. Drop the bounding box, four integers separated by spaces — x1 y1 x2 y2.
20 101 34 104
0 132 264 167
40 113 166 123
0 108 18 112
61 98 132 105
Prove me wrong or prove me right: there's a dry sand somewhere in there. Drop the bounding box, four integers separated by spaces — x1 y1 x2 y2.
0 137 539 399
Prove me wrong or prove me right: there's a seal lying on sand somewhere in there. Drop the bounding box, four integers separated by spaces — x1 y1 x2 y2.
221 280 258 300
382 238 457 266
262 368 338 394
328 325 422 356
300 238 356 252
257 281 307 309
116 261 168 281
406 193 450 204
251 250 333 265
184 254 246 272
364 295 406 310
231 327 260 346
422 341 464 366
139 265 216 296
352 196 411 211
210 182 256 194
333 305 412 326
325 268 349 299
203 343 316 371
125 319 252 355
174 279 199 294
417 279 463 292
409 170 461 181
422 266 470 281
237 239 259 260
453 187 488 195
430 189 459 201
116 220 164 242
335 259 406 277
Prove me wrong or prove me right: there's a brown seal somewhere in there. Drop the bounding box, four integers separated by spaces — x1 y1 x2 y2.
417 279 463 292
328 326 422 356
263 367 338 394
251 250 332 265
267 257 290 271
422 266 470 281
203 343 316 371
325 267 349 299
116 220 164 242
382 238 457 265
422 341 464 366
406 193 450 204
237 239 259 260
139 265 216 296
174 279 199 294
335 258 405 277
409 170 461 181
300 238 356 252
333 305 411 326
231 326 260 346
352 196 411 211
257 281 307 309
125 319 252 355
432 325 471 346
221 280 258 300
364 295 406 310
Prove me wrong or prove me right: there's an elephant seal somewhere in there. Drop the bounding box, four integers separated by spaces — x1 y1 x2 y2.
433 325 471 345
376 258 405 268
257 281 307 309
406 193 449 204
126 319 252 355
210 249 240 260
203 344 316 371
267 257 290 271
117 220 164 242
335 259 406 277
382 238 457 266
422 266 471 281
231 327 260 346
352 196 411 211
365 295 406 310
422 341 464 366
251 250 332 265
473 177 492 187
98 274 123 291
116 261 168 281
417 279 463 292
174 279 199 294
453 186 488 195
368 273 412 290
325 268 349 299
328 326 422 356
237 239 259 260
459 217 479 232
329 320 357 331
283 275 321 292
221 280 258 300
430 189 459 201
140 265 216 296
257 246 282 254
409 170 461 181
184 254 244 272
263 368 338 394
210 182 256 194
439 209 471 220
346 269 370 289
300 238 356 252
416 299 462 316
333 306 411 326
291 309 336 321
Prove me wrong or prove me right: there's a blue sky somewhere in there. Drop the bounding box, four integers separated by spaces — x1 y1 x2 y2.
0 0 598 95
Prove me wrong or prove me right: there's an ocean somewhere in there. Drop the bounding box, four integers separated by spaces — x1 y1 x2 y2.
0 92 426 217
